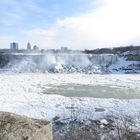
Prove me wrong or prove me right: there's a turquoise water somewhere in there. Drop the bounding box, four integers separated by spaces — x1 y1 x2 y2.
42 84 140 99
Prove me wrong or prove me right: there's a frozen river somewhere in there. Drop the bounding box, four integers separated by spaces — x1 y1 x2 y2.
0 73 140 120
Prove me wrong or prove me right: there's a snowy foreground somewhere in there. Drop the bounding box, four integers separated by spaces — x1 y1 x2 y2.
0 73 140 121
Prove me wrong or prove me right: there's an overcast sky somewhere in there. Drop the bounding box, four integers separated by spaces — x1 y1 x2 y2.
0 0 140 50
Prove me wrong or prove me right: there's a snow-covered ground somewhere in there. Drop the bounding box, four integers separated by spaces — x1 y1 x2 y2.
0 73 140 122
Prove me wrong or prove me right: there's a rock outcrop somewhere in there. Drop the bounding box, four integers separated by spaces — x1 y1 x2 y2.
0 112 53 140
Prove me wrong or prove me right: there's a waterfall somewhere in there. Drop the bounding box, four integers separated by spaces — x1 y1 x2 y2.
91 54 118 66
5 53 119 73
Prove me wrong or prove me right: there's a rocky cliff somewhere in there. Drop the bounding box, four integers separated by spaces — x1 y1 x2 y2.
0 112 53 140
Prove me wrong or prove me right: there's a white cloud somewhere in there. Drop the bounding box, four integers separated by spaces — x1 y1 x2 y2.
0 0 44 28
2 0 140 50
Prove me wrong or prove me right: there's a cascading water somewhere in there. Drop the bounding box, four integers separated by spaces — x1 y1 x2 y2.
91 54 118 66
5 53 119 73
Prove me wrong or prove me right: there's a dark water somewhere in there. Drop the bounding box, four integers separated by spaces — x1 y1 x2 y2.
42 84 140 99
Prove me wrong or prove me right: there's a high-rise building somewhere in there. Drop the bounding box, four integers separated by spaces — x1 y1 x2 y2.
27 42 31 50
10 42 19 50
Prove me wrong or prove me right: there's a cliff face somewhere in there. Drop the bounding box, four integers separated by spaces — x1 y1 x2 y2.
0 112 53 140
0 54 43 68
0 54 10 68
125 55 140 61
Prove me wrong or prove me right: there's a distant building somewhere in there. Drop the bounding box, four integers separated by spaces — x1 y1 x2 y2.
40 49 45 53
27 42 31 50
10 42 19 50
61 47 68 52
46 49 56 53
33 45 39 51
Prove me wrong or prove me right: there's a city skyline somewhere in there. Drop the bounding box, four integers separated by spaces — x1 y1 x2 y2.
0 0 140 50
